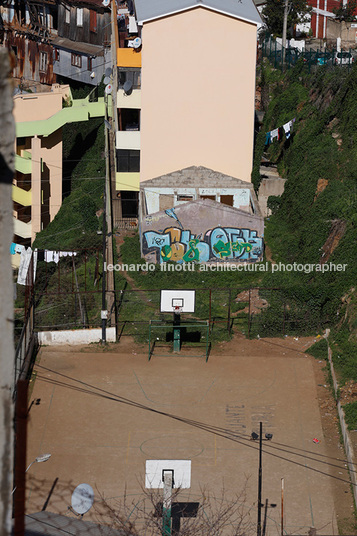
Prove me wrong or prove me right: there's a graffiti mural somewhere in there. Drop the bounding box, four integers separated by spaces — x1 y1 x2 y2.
143 227 263 263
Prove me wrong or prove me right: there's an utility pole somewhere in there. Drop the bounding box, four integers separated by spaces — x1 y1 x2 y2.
257 421 263 536
101 181 107 344
281 478 284 536
0 49 16 536
282 0 289 67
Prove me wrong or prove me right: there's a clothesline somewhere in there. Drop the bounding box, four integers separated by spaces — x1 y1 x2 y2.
265 117 296 146
10 243 77 285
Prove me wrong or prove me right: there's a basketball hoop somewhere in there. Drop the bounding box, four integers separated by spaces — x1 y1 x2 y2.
174 306 183 315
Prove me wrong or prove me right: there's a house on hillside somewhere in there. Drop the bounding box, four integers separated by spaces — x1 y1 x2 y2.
0 0 57 85
112 0 264 262
52 0 111 86
0 0 111 88
140 167 264 264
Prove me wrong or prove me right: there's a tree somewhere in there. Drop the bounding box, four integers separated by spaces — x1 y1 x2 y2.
262 0 312 38
333 0 357 21
95 481 255 536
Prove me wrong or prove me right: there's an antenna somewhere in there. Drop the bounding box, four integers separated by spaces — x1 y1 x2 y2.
103 76 111 85
71 483 94 515
132 37 142 49
105 67 112 77
123 80 133 95
104 83 113 95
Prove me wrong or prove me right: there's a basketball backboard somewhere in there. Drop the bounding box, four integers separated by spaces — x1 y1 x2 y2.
145 460 191 489
160 290 195 313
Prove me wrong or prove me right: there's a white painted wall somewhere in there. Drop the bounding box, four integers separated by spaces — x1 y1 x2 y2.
144 187 251 215
37 327 116 345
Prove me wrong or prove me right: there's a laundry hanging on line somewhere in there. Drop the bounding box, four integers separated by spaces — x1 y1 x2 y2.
265 118 295 146
16 246 77 286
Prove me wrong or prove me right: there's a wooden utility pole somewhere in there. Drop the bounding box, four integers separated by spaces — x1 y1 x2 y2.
0 49 16 536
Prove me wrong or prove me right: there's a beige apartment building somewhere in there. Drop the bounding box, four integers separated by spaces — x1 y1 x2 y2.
138 2 261 183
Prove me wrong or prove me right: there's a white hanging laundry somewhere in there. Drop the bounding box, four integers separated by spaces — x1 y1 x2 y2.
271 128 279 140
17 247 33 285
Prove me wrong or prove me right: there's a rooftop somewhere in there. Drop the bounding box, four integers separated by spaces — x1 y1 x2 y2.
134 0 262 26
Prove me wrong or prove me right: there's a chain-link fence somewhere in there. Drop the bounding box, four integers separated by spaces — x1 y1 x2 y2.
261 35 355 71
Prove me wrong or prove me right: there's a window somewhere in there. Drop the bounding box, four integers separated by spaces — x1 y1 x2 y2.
118 68 141 89
177 194 194 202
64 6 70 24
76 7 83 26
53 48 60 62
220 195 234 207
39 51 48 72
87 56 92 71
116 149 140 173
89 10 97 32
71 53 82 67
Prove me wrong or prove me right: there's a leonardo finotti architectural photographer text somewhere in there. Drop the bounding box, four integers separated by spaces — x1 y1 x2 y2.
104 262 348 274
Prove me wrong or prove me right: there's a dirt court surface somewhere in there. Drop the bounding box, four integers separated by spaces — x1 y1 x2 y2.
26 334 354 535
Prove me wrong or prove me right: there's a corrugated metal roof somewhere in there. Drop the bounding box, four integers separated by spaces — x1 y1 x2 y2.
134 0 262 26
51 37 105 56
24 512 123 536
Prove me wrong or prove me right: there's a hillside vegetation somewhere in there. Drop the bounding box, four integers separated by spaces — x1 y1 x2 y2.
254 60 357 382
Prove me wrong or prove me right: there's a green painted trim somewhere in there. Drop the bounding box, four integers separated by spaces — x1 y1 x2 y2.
16 97 106 138
116 172 140 191
13 185 32 206
15 153 32 174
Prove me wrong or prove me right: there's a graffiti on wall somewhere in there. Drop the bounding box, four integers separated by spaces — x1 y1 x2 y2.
143 226 263 263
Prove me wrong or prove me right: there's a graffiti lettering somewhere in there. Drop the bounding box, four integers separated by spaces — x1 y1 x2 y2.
143 226 263 263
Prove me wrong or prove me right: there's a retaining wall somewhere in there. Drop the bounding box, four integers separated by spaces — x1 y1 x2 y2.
325 330 357 508
37 327 116 346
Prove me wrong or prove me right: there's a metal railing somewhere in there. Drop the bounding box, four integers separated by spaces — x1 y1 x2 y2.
114 217 138 229
14 298 37 398
262 35 355 71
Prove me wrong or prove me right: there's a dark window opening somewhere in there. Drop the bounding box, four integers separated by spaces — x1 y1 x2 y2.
177 194 194 202
200 195 216 201
49 5 58 29
118 68 141 89
87 56 92 71
220 195 234 207
17 137 26 147
118 108 140 131
121 191 138 218
116 149 140 172
53 48 60 61
11 45 17 57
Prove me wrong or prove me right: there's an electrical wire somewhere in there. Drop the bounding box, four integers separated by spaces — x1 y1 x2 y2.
34 364 356 487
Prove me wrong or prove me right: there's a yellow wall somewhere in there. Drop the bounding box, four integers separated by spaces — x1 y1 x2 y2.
140 8 257 183
116 172 140 191
117 48 141 68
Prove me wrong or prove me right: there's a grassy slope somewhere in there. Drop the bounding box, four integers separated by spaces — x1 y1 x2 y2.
256 61 357 382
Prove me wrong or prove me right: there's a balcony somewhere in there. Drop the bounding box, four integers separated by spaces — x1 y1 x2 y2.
116 130 140 151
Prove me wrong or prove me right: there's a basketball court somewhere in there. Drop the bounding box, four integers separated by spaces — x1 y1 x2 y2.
23 330 350 535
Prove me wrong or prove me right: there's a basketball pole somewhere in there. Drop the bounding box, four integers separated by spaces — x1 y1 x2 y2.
173 310 181 352
162 471 172 535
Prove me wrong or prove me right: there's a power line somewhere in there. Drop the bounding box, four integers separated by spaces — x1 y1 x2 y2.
34 364 356 488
